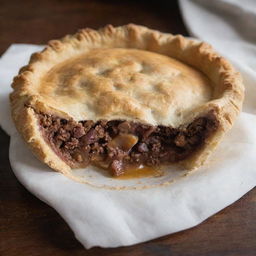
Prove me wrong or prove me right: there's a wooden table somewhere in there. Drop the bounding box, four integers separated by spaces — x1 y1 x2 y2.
0 0 255 255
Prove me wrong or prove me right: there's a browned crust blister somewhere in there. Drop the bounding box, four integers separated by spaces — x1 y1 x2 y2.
10 24 244 175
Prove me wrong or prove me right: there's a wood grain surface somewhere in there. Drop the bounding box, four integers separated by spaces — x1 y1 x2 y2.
0 1 255 255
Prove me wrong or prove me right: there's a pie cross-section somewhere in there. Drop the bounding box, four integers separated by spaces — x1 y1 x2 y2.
10 24 244 176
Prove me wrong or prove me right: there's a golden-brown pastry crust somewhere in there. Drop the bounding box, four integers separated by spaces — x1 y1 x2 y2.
38 48 213 127
10 24 244 174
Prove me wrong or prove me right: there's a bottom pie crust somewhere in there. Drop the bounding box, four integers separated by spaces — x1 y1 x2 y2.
37 110 219 176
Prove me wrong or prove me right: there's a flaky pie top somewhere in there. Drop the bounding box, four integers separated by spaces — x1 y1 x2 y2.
38 48 212 126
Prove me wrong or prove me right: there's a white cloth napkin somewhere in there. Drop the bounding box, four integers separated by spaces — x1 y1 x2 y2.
1 1 256 247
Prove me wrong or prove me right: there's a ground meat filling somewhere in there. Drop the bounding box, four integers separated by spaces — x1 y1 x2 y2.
38 112 219 176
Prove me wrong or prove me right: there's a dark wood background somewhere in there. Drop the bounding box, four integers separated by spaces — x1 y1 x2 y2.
0 0 255 255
